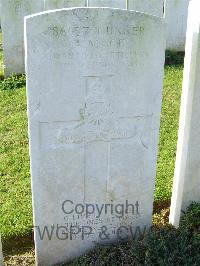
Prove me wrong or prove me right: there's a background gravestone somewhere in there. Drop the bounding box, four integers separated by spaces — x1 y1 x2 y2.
25 8 165 265
44 0 86 9
45 0 164 15
164 0 191 51
0 1 1 28
129 0 164 17
88 0 126 8
1 0 44 77
169 0 200 227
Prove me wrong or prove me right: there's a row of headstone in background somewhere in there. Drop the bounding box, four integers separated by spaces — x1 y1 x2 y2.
1 0 165 77
169 0 200 227
165 0 191 51
1 0 194 77
25 7 166 265
1 0 45 76
0 1 1 28
44 0 163 17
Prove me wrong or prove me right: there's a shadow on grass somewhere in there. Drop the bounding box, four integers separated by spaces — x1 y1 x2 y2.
2 232 34 257
0 73 26 89
153 198 171 213
2 232 35 265
165 50 185 66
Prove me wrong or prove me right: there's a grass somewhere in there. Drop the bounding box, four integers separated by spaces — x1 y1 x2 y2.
0 85 32 238
0 29 183 241
155 65 183 200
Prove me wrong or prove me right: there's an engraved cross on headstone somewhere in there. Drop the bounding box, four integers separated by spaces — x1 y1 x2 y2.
55 75 151 200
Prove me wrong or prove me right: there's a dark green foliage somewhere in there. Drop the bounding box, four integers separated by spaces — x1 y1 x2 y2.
165 50 185 66
180 202 200 232
67 203 200 266
144 227 200 265
0 74 26 90
68 242 146 266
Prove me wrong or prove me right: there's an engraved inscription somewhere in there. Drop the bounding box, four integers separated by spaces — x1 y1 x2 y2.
14 0 31 15
41 21 147 68
44 25 145 38
57 76 136 144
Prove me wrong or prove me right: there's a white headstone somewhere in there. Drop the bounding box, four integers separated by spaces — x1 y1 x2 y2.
88 0 126 8
44 0 86 9
1 0 44 77
25 8 165 265
165 0 191 51
128 0 164 17
169 0 200 227
0 1 2 28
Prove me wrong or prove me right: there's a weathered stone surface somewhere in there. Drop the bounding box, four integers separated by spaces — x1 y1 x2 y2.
165 0 191 51
0 1 2 28
25 8 165 265
129 0 164 17
44 0 86 9
170 0 200 227
88 0 126 8
1 0 44 76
